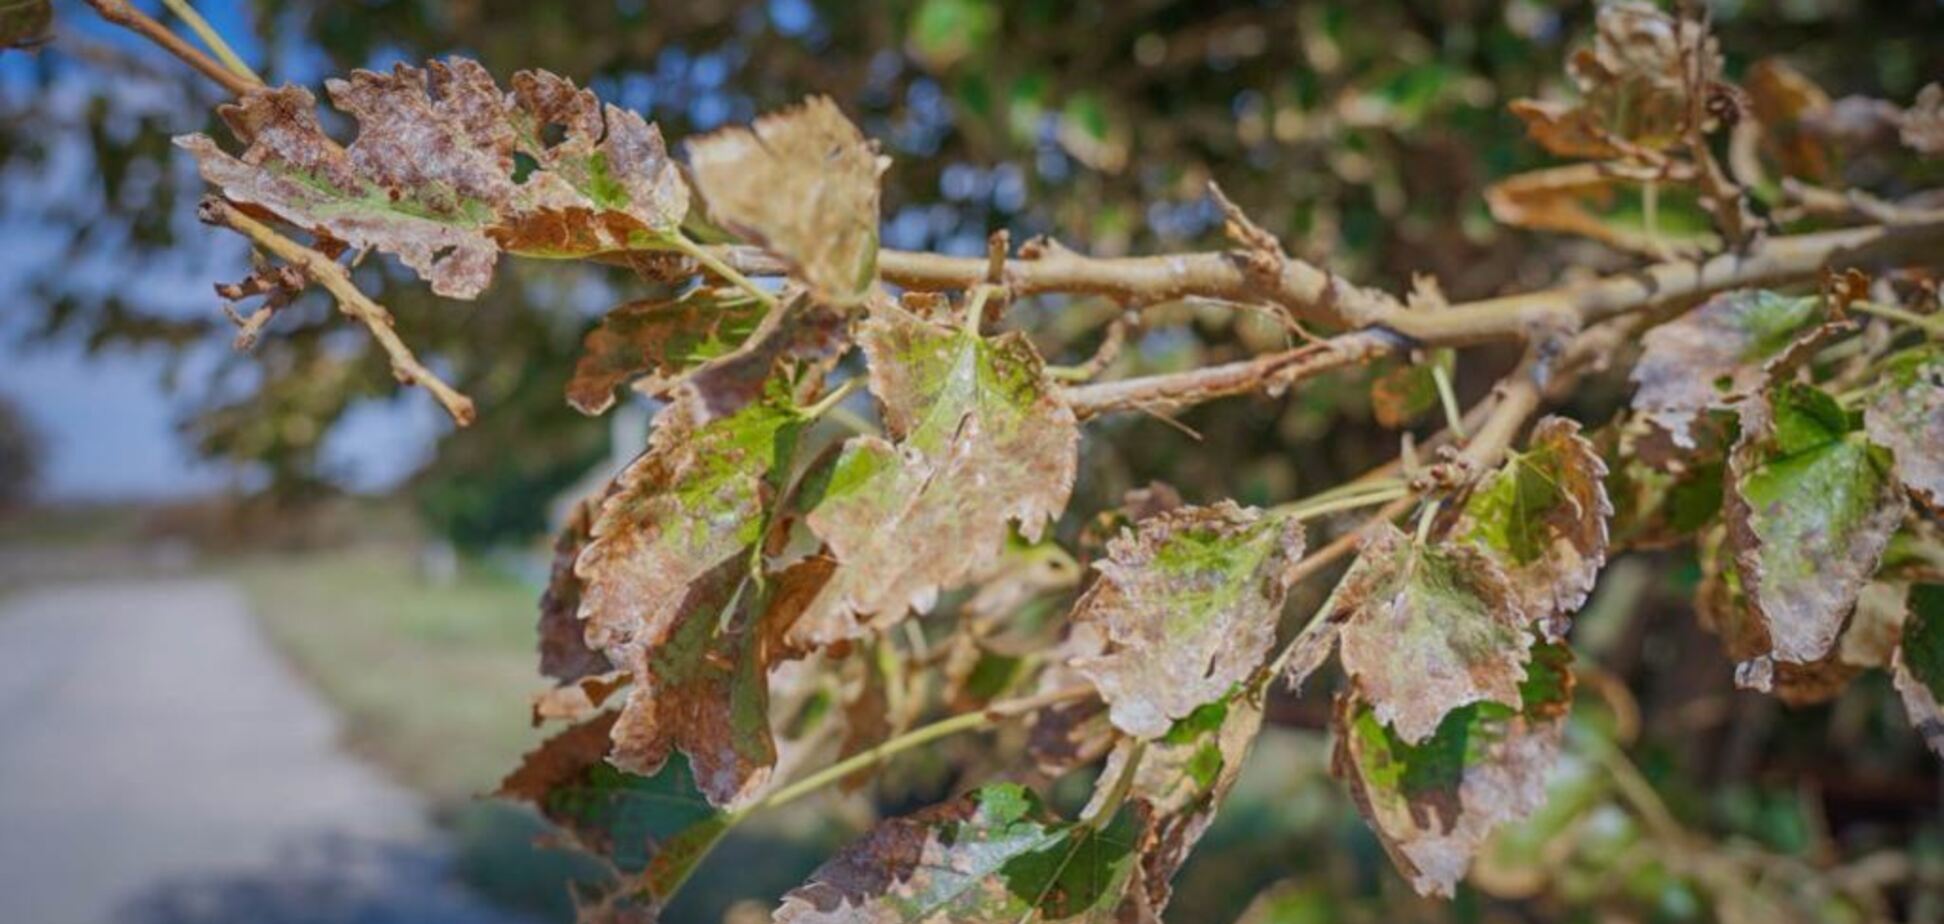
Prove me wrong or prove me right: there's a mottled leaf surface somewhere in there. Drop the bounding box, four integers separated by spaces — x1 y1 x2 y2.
1070 502 1302 738
566 287 770 416
1334 524 1531 745
775 782 1147 923
496 711 727 899
1333 644 1574 898
794 307 1078 646
688 96 885 305
608 555 831 807
1455 416 1612 638
1865 346 1944 512
1904 83 1944 156
1726 383 1905 664
178 61 688 299
1096 691 1265 915
1630 289 1839 449
577 385 801 679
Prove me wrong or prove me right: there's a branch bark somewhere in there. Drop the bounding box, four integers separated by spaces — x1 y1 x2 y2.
200 198 476 426
85 0 259 97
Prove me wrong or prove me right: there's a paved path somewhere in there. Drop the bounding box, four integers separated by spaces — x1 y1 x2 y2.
0 578 535 924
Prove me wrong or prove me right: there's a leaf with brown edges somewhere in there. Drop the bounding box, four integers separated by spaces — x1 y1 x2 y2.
1333 644 1574 898
1726 383 1905 667
791 305 1078 647
1332 524 1531 745
1630 289 1848 449
1453 416 1612 640
576 382 802 686
1068 502 1302 739
538 496 614 683
178 60 687 299
1865 345 1944 513
688 96 885 305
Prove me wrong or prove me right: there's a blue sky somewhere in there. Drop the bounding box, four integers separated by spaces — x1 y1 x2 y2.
0 1 437 501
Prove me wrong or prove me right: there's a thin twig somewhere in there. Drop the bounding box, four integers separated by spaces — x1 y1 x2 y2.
200 198 476 426
158 0 262 85
84 0 258 97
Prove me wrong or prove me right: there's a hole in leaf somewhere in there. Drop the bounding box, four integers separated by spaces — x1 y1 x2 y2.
512 151 540 184
540 121 569 149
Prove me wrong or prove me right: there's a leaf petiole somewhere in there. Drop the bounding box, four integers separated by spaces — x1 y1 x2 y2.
668 232 781 311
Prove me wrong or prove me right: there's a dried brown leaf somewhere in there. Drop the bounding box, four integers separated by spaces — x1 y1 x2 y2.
178 61 687 300
539 496 615 683
687 97 886 305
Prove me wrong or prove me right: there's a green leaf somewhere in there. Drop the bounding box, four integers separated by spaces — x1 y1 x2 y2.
1455 416 1612 638
1070 502 1303 738
1725 383 1906 665
1630 289 1841 449
177 62 688 299
565 287 771 416
687 97 885 306
774 782 1148 922
793 306 1078 647
0 0 51 49
1333 644 1574 897
1331 523 1533 745
1865 345 1944 513
1893 584 1944 757
496 712 727 902
906 0 998 71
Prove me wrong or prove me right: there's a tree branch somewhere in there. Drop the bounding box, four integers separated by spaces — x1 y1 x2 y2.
85 0 259 97
200 198 476 426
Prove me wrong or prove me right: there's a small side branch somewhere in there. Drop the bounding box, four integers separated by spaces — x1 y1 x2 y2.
201 198 476 426
85 0 259 97
1063 330 1400 418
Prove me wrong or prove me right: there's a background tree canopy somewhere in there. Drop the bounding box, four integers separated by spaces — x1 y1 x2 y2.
4 0 1937 543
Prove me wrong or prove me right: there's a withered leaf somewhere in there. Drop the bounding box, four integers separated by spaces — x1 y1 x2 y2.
793 306 1079 647
1630 288 1845 449
1333 643 1574 898
539 496 615 683
577 382 802 679
178 61 688 299
0 0 51 49
1865 345 1944 513
1454 416 1612 639
609 555 832 807
774 782 1149 923
1093 690 1265 916
1726 383 1906 666
1334 524 1532 746
566 287 771 416
688 96 886 306
1744 58 1836 182
1903 83 1944 156
1893 584 1944 756
1509 2 1721 160
496 711 727 901
1069 502 1303 739
1484 164 1719 258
